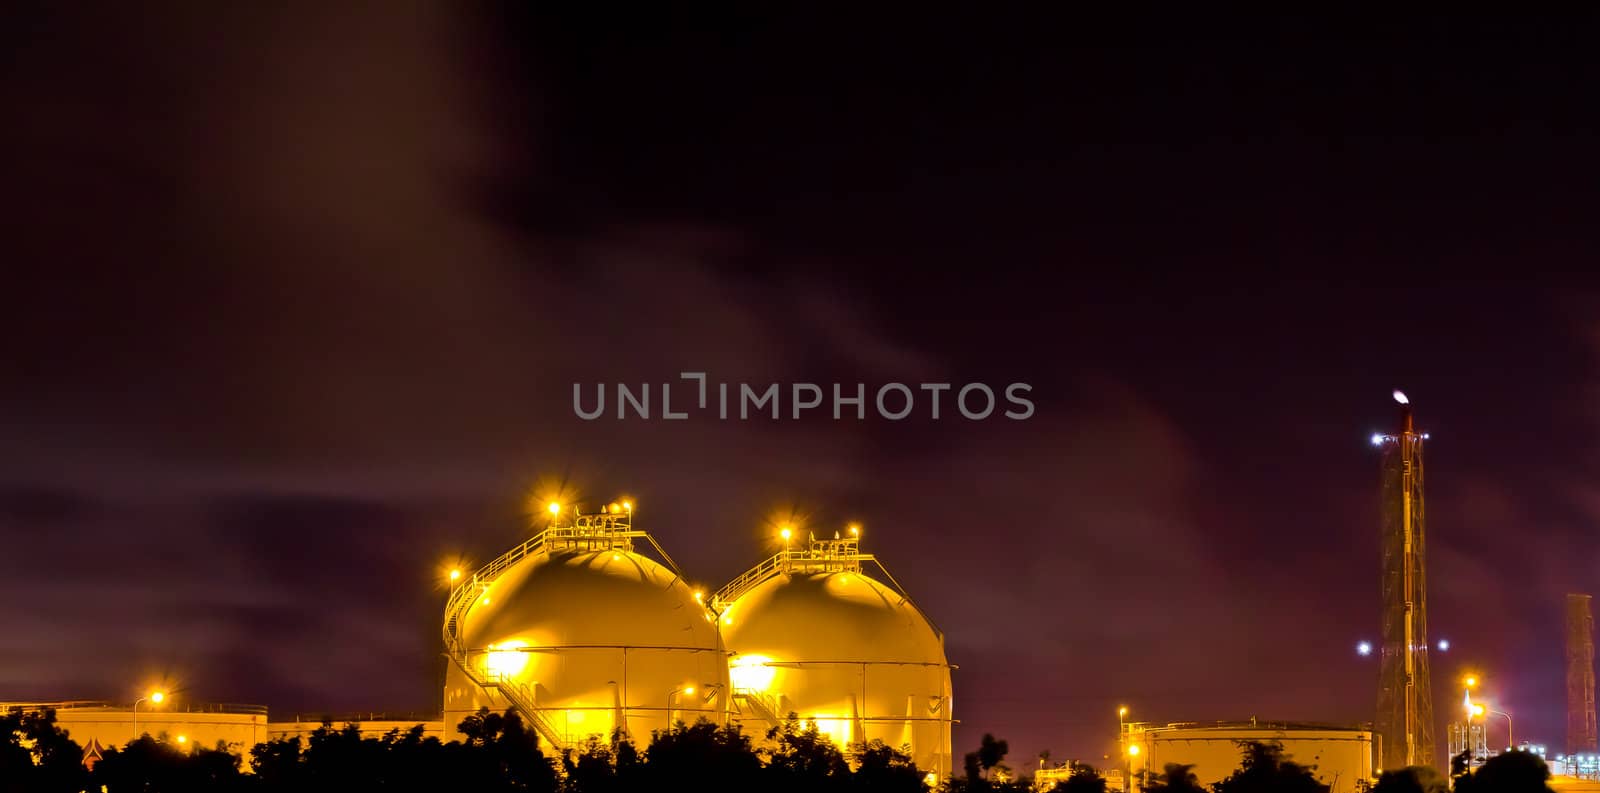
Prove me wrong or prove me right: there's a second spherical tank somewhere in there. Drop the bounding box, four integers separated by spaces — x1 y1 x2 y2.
718 557 953 776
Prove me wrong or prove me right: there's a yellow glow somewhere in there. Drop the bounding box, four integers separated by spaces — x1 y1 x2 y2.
1465 675 1478 688
485 641 529 677
449 568 462 582
810 714 852 747
683 687 695 696
848 524 860 535
730 655 776 691
1471 704 1485 717
924 772 939 787
780 526 792 541
1119 706 1128 717
1128 744 1142 756
149 691 165 704
622 500 632 511
547 501 561 515
176 735 187 744
693 590 704 602
611 553 621 560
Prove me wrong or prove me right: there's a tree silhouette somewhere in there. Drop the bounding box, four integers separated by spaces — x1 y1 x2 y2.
978 733 1011 779
850 739 925 793
642 719 762 793
2 708 89 793
763 715 850 793
1454 750 1552 793
1052 763 1110 793
1212 741 1328 793
1372 765 1449 793
1142 762 1206 793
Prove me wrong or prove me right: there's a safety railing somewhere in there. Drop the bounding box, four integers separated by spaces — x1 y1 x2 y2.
440 516 693 751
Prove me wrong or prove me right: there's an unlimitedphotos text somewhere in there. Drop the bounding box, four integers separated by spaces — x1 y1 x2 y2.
573 373 1034 421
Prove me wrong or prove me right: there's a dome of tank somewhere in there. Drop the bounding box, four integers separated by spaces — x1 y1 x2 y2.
719 566 952 776
443 544 728 747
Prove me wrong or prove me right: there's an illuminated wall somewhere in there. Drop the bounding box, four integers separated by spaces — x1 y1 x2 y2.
1126 723 1373 793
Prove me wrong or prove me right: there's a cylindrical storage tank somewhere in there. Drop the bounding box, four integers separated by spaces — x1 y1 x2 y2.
443 542 728 748
719 566 953 776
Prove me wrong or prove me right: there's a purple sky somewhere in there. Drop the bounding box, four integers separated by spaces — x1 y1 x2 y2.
4 5 1600 768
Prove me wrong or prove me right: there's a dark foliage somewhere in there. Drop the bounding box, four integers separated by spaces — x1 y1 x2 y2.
1372 766 1449 793
1051 763 1110 793
1212 742 1328 793
1453 750 1553 793
1142 762 1207 793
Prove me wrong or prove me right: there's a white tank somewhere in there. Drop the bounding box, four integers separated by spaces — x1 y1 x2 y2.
716 537 953 777
443 512 728 749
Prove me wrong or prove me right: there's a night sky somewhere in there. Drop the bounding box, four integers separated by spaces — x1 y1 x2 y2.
5 6 1600 767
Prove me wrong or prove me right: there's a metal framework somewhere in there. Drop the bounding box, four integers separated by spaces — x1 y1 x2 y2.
1446 721 1487 769
710 533 955 774
1569 594 1597 755
440 507 699 750
1375 397 1435 769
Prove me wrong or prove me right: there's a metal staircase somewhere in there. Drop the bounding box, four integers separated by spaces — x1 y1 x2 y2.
732 690 785 730
442 509 688 752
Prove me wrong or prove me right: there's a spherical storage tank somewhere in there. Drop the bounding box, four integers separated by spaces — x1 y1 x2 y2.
443 508 728 749
715 534 953 777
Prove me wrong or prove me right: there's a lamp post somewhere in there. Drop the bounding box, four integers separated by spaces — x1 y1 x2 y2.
1486 709 1513 752
132 690 166 739
1119 707 1130 791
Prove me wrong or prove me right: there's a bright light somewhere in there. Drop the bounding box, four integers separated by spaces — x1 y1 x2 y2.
682 687 695 696
176 735 187 744
1437 639 1450 651
693 590 704 602
622 500 632 511
1370 433 1384 447
547 501 561 515
848 524 860 536
1119 706 1129 717
149 691 165 704
1471 704 1486 717
1393 390 1409 405
449 568 462 582
1357 641 1372 656
730 655 776 692
1128 744 1142 756
485 641 529 677
1465 676 1478 688
924 772 939 787
780 526 792 542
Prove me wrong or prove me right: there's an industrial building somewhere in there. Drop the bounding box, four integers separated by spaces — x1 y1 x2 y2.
0 700 443 768
439 502 954 774
1125 721 1373 793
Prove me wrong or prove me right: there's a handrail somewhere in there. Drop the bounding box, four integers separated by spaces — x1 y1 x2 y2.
446 652 567 752
732 691 783 729
440 516 694 753
2 701 270 716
